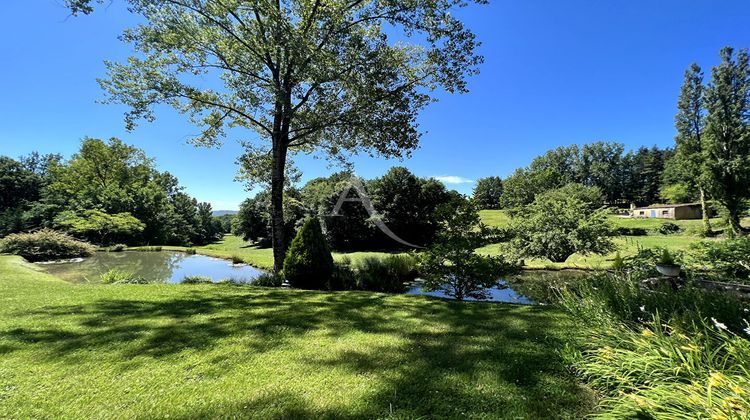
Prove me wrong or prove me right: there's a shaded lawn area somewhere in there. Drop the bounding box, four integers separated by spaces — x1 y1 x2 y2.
0 256 594 418
138 235 405 270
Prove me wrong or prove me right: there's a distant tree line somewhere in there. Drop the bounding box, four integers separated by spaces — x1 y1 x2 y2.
234 167 461 252
472 142 672 210
0 138 226 245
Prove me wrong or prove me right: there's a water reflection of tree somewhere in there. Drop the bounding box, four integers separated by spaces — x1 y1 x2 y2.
43 252 188 283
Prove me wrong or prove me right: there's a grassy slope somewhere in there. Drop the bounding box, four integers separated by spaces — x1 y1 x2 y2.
0 255 594 418
478 210 733 269
136 235 403 270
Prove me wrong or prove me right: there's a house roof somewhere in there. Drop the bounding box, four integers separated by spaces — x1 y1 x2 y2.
633 203 701 210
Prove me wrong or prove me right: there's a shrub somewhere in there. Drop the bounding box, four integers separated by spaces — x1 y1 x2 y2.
253 272 284 287
688 237 750 283
614 226 648 236
329 261 357 291
0 229 96 262
109 244 127 252
658 222 682 235
182 275 213 284
230 254 244 264
353 255 418 293
185 248 197 255
283 217 334 290
101 269 147 284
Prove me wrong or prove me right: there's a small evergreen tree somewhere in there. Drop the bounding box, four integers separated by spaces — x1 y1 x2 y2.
283 218 334 290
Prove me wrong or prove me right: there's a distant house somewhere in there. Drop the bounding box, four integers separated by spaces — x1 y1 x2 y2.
631 203 703 220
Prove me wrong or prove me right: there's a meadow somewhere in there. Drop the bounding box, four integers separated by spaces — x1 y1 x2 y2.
0 255 594 418
477 210 736 270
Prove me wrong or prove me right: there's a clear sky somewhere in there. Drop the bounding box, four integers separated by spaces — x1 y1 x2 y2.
1 1 749 210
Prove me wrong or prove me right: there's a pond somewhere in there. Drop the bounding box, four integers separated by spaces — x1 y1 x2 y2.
407 270 588 305
407 280 536 304
37 251 266 284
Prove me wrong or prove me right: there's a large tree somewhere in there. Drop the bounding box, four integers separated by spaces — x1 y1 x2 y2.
672 63 712 234
472 176 503 209
71 0 484 271
703 47 750 236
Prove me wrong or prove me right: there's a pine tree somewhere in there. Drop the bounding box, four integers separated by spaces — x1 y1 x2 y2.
703 47 750 235
674 63 712 234
283 218 334 290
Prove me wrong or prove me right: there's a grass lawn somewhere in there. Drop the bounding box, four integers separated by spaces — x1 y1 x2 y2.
133 235 403 270
0 255 593 418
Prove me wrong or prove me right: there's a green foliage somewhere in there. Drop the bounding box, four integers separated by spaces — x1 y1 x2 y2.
54 209 145 245
500 142 672 209
181 275 213 284
659 183 695 204
101 268 147 284
230 254 244 265
614 226 648 236
233 192 271 243
420 200 518 300
557 272 750 418
689 237 750 283
0 229 95 262
352 255 418 293
658 222 682 235
511 184 616 263
252 272 284 288
41 138 216 246
109 244 127 252
184 248 196 255
329 260 358 291
658 248 676 265
370 167 458 248
283 218 334 290
472 176 503 209
703 47 750 235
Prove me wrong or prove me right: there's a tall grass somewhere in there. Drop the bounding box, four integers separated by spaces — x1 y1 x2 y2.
557 272 750 418
352 254 418 293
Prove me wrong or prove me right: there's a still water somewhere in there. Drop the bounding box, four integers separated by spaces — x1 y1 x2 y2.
37 251 265 284
407 280 535 304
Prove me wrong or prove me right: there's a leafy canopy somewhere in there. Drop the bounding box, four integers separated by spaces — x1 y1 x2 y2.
420 199 517 301
511 183 615 263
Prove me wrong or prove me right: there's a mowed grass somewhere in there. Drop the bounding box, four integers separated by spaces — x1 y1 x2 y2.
0 255 594 418
133 235 404 270
478 210 736 269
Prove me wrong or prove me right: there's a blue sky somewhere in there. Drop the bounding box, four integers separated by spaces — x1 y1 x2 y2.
1 1 749 210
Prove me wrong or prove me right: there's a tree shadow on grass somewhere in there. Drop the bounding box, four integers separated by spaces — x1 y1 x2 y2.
3 287 593 417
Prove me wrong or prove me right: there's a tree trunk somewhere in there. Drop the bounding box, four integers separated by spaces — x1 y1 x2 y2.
270 139 288 272
699 187 712 235
728 209 744 237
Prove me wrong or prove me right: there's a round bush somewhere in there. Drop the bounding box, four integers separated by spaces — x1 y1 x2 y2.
283 218 334 290
0 229 96 262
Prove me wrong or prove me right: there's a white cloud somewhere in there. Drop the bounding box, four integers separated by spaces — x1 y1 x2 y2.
433 175 474 185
